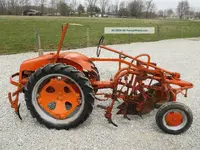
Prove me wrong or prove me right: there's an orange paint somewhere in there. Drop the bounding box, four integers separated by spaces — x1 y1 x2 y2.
165 112 183 126
38 78 80 119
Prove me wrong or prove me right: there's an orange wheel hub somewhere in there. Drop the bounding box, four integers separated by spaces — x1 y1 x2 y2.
165 111 183 126
37 78 80 120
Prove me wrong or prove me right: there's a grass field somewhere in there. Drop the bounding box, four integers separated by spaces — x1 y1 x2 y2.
0 16 200 54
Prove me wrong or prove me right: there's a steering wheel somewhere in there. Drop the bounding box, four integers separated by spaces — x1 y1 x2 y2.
97 36 104 57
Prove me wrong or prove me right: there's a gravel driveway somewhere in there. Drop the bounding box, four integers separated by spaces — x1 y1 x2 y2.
0 39 200 150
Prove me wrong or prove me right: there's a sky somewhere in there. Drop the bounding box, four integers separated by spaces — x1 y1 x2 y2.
66 0 200 11
154 0 200 10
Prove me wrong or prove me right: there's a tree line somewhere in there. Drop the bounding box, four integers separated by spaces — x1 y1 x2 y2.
158 1 200 19
0 0 199 19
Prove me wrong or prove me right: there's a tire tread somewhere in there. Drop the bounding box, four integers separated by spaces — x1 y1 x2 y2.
24 63 95 130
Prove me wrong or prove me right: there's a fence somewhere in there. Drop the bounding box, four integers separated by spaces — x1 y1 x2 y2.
33 24 200 53
30 24 200 53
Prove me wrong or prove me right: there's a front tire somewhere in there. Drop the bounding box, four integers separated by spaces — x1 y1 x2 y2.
24 63 95 130
156 102 193 134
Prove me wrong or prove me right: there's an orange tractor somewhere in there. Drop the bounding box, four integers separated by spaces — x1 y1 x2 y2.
8 24 193 134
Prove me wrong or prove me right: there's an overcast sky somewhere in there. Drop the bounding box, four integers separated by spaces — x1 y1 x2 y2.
154 0 200 10
67 0 200 11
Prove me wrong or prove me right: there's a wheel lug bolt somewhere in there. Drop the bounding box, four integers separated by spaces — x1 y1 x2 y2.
38 98 42 104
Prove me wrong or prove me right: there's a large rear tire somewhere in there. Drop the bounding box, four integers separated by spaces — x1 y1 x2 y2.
91 61 100 81
24 63 95 130
91 61 100 93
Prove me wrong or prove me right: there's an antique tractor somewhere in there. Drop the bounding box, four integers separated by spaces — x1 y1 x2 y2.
8 24 193 134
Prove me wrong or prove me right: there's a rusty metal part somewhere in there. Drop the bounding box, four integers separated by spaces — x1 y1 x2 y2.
117 103 138 115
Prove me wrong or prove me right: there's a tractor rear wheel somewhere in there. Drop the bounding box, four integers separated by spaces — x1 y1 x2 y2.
91 61 100 81
156 102 193 134
24 63 95 130
91 61 100 93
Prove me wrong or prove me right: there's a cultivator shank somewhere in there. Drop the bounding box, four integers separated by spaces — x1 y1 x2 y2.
8 73 24 119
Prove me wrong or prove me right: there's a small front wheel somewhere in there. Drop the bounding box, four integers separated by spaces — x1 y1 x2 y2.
156 102 193 134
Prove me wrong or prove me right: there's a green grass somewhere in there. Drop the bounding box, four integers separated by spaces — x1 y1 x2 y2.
0 16 200 55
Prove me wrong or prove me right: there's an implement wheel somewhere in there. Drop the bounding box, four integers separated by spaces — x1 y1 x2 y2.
24 63 94 130
156 102 193 134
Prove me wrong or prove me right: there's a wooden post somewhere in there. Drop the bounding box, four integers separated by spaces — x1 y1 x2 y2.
128 33 131 44
35 28 43 56
180 26 183 38
35 29 39 50
38 34 41 49
157 25 160 41
86 28 90 47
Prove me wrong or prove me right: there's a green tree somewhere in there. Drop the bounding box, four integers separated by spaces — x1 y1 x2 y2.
177 0 190 19
77 4 85 16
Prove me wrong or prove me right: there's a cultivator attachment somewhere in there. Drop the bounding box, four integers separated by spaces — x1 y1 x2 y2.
117 103 139 115
8 92 22 120
97 100 155 127
8 73 24 120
